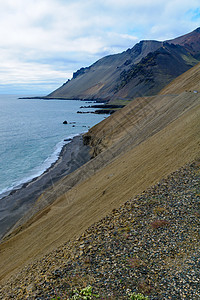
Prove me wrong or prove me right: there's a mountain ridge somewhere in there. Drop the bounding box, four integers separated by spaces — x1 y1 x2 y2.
112 42 198 100
167 26 200 57
47 28 200 101
48 39 163 101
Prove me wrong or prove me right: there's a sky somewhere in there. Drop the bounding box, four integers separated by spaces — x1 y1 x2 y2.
0 0 199 95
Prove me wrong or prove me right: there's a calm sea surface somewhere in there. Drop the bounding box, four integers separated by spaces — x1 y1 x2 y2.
0 95 106 198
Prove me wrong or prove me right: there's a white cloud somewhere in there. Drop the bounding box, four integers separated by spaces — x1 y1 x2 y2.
0 0 199 94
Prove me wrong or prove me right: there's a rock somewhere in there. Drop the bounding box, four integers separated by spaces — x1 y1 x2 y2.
63 120 68 124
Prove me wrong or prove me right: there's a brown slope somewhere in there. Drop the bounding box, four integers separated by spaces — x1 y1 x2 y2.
0 60 200 282
6 92 199 240
88 61 200 152
0 89 199 283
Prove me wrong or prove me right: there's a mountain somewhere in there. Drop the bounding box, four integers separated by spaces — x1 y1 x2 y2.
48 40 163 101
167 27 200 58
160 60 200 94
47 28 200 101
111 42 198 101
0 61 199 289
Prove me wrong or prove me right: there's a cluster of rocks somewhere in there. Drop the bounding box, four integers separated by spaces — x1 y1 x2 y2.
63 121 88 128
77 104 125 115
0 161 199 299
63 121 76 125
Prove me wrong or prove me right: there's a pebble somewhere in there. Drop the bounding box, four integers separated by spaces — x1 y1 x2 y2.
0 161 199 299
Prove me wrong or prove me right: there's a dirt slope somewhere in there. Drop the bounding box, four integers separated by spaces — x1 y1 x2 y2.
0 97 199 284
0 63 200 283
87 61 200 153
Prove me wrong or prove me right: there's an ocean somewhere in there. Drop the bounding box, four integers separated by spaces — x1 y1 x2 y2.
0 95 106 198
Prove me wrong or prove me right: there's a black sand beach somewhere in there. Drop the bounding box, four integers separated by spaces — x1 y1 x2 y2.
0 135 90 241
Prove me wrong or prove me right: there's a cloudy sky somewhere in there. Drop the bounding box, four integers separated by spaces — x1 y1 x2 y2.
0 0 199 95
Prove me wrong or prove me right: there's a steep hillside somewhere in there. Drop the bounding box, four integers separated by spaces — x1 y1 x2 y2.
85 61 200 155
47 28 200 101
0 101 199 283
1 162 199 299
0 65 199 283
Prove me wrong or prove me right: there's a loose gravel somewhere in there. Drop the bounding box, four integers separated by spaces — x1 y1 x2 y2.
0 160 199 299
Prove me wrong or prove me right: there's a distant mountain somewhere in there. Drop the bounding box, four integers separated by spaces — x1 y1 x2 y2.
111 42 199 101
47 28 200 101
167 27 200 58
48 40 163 101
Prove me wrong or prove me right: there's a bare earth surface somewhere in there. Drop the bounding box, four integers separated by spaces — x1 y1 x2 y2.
0 160 199 299
0 65 199 298
0 97 199 285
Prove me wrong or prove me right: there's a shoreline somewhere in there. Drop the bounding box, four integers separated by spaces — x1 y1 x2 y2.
0 136 75 200
18 96 107 103
0 134 91 241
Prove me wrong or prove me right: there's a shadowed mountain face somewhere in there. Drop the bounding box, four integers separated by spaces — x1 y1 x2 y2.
111 42 199 101
48 28 200 101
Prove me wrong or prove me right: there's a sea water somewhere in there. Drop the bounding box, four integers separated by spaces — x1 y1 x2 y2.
0 95 106 198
